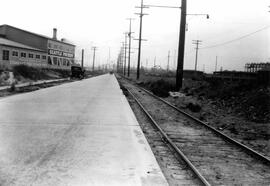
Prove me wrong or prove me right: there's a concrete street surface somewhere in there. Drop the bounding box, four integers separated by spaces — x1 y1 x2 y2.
0 74 168 186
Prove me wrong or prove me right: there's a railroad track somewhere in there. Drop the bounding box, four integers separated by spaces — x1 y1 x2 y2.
127 94 204 185
118 76 270 186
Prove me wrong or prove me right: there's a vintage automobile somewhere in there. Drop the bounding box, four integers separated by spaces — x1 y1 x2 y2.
71 65 85 79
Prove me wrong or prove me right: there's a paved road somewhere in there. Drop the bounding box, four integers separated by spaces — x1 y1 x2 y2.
0 74 167 186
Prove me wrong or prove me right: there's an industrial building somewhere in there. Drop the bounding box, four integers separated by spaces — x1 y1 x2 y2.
0 25 75 70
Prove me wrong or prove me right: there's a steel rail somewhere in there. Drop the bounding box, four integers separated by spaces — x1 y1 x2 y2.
121 75 270 166
126 87 211 186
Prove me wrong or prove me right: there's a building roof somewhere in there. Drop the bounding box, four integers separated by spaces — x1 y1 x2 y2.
0 24 75 47
0 37 45 52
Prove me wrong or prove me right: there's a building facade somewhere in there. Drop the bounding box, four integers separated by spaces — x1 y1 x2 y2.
0 25 75 70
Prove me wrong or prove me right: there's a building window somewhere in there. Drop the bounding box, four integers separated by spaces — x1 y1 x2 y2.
48 56 52 65
58 58 62 66
53 57 57 65
28 53 34 58
36 55 40 59
20 52 26 58
42 55 47 60
2 50 9 61
12 51 18 57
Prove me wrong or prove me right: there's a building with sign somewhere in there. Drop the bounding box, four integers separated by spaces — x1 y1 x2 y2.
0 25 75 70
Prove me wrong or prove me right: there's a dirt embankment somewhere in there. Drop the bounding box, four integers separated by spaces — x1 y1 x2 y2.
0 65 72 97
181 79 270 123
0 65 70 86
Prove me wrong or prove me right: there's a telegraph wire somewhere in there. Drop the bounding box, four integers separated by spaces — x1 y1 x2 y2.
201 25 270 49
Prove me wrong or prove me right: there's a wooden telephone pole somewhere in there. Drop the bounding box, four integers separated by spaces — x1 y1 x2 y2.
176 0 187 90
92 46 97 71
192 40 202 71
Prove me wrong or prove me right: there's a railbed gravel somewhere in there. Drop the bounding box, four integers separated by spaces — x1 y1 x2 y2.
125 90 202 186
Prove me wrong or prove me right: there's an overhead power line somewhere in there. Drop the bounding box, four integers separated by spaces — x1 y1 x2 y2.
144 4 180 9
201 25 270 50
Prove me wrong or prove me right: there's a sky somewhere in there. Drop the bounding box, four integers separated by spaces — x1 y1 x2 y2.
0 0 269 73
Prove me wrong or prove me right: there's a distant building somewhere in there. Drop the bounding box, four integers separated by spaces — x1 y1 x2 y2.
212 71 257 81
0 24 75 70
245 62 270 72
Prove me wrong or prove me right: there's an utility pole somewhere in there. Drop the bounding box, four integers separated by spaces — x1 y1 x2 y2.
127 18 135 77
119 46 122 74
81 49 84 68
107 47 111 70
176 0 187 90
215 56 218 72
174 49 177 70
192 40 202 71
92 46 97 71
117 52 121 73
121 42 125 74
167 50 170 72
116 54 119 73
154 56 156 67
143 2 208 89
123 33 127 76
135 0 148 80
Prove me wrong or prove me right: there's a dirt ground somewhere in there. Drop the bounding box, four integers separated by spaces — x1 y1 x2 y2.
165 95 270 158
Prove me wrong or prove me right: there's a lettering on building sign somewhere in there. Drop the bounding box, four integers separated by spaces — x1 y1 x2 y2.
48 49 74 58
